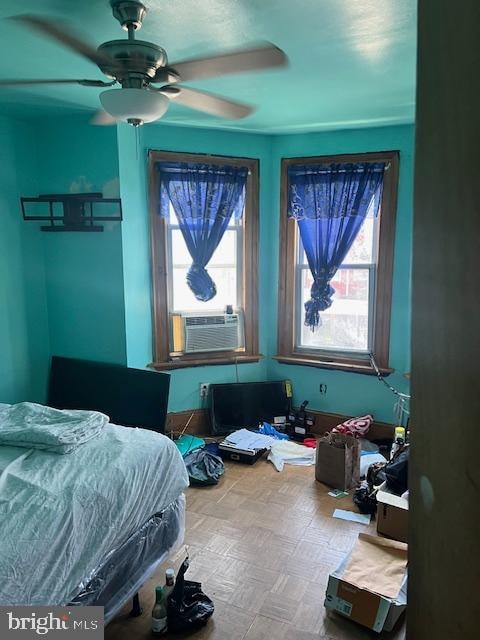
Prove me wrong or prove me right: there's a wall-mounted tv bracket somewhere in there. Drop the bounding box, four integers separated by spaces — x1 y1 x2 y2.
21 192 123 232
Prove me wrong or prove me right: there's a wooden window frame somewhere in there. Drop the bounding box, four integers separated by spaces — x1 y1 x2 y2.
276 150 399 375
148 150 260 370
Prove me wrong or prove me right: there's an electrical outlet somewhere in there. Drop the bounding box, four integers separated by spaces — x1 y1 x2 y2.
319 383 328 395
200 383 210 398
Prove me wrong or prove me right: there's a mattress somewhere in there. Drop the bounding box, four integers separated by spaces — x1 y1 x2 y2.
70 494 185 624
0 420 189 606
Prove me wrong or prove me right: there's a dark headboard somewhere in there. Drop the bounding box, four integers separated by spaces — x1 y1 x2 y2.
48 356 170 433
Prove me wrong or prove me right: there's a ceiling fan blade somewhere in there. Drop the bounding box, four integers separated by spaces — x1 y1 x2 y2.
160 85 253 119
161 42 287 83
10 14 117 71
90 110 119 126
0 78 114 87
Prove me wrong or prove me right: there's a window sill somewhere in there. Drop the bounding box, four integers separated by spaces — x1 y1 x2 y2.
149 354 264 371
273 355 393 376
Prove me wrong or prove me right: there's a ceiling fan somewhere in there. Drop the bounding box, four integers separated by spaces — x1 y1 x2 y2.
0 0 288 126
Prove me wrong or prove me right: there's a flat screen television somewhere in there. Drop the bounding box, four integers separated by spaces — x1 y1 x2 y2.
210 380 290 435
48 356 170 433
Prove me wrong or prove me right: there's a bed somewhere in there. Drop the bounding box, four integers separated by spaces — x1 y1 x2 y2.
0 362 189 623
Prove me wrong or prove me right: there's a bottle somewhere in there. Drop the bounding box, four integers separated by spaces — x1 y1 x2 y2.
151 585 167 635
390 426 406 459
164 568 175 601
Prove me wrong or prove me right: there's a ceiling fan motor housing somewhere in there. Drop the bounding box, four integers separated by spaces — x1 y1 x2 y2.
110 0 147 31
97 40 168 82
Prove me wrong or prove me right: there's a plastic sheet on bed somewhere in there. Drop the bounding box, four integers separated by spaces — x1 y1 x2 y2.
69 494 186 624
0 421 188 607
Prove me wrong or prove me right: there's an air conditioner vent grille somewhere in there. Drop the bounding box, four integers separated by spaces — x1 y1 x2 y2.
185 315 225 327
183 313 244 353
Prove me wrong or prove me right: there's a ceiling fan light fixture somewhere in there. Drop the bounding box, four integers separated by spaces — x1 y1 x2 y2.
100 87 169 125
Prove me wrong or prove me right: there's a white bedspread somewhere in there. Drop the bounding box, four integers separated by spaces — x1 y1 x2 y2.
0 422 189 606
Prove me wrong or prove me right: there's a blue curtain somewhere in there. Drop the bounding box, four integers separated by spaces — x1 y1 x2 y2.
157 162 248 301
288 162 385 330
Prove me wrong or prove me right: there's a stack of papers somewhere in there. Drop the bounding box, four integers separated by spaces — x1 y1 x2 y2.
225 429 276 451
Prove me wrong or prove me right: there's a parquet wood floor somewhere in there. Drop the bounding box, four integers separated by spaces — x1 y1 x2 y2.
106 460 406 640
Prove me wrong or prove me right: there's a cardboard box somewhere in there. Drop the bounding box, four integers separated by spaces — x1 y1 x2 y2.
324 533 407 633
376 489 409 543
315 433 360 491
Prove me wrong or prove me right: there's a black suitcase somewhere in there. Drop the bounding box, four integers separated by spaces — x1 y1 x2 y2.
218 442 267 465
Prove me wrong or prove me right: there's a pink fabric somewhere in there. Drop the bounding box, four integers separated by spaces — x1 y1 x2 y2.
332 414 373 438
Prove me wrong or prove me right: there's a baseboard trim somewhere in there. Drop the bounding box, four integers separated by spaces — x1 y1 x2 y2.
166 407 394 441
165 408 211 436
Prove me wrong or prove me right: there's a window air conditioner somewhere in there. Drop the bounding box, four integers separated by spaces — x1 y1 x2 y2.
181 313 244 353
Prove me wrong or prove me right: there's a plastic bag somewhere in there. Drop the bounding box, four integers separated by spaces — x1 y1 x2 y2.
353 481 378 514
367 460 387 486
168 557 214 633
385 446 409 495
353 459 388 514
183 448 224 485
258 421 289 440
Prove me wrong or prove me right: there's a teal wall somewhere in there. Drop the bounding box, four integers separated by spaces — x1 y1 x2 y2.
118 124 272 412
268 125 414 422
117 122 412 419
0 115 50 402
35 117 127 365
0 114 412 423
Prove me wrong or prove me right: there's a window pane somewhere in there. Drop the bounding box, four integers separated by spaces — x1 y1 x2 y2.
298 268 370 351
171 229 237 267
208 230 237 266
171 229 191 265
296 215 375 267
343 215 375 264
172 266 237 312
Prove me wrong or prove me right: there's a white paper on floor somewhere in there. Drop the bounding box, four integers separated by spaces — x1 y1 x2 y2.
267 440 316 472
333 509 371 525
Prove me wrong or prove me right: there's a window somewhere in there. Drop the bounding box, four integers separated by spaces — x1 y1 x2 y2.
168 204 242 314
149 150 259 369
277 151 399 373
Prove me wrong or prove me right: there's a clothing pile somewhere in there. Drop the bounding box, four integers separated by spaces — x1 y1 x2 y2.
267 439 316 472
332 414 373 438
174 435 225 486
221 423 316 472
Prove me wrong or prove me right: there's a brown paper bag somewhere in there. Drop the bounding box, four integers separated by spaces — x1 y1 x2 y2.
315 433 360 490
342 533 408 598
